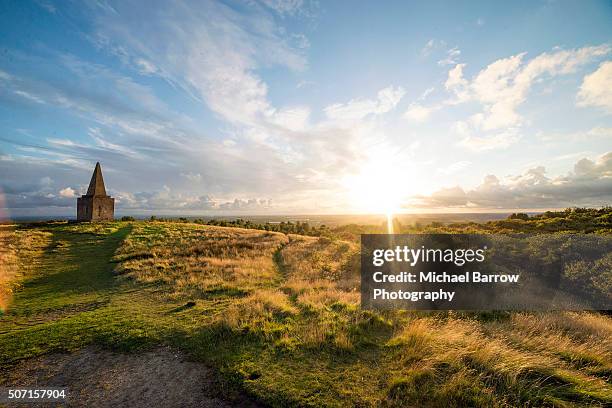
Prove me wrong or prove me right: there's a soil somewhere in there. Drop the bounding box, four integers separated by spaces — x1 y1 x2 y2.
1 347 262 407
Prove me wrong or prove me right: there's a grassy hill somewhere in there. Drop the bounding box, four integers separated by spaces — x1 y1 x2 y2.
1 214 611 407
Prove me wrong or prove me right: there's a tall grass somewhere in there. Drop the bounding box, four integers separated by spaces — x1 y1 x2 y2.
112 223 288 299
3 220 610 407
112 222 611 406
0 226 51 312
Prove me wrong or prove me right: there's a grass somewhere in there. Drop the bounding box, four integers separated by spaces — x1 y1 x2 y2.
1 220 611 407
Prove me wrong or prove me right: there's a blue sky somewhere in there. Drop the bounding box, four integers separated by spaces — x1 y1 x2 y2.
0 0 611 216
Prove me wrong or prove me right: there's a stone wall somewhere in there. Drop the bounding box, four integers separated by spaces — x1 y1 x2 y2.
77 196 115 221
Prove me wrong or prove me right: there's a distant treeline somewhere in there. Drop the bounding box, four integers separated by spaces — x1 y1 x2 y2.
142 215 326 236
139 207 612 241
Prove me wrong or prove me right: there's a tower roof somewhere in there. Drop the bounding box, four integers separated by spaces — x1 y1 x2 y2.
85 162 108 196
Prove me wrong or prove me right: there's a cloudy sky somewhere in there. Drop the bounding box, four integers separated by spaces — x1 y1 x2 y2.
0 0 611 217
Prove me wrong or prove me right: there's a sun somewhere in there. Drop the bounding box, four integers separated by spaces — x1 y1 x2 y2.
342 148 419 216
344 165 402 215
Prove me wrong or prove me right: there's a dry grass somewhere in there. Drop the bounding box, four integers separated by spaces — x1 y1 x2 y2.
113 222 288 299
221 227 611 405
199 232 365 354
280 234 360 311
220 289 298 340
384 314 612 406
0 226 17 312
296 288 360 310
7 220 608 406
0 226 51 312
174 224 610 405
280 234 359 285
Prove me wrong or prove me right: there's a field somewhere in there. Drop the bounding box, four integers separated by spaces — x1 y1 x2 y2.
1 210 611 407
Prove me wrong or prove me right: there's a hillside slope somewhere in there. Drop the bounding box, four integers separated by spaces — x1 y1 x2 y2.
1 221 611 407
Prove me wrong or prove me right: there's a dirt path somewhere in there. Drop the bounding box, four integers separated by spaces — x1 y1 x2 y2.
2 346 262 408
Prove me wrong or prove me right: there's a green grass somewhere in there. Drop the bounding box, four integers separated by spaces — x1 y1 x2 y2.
1 224 163 360
1 221 611 407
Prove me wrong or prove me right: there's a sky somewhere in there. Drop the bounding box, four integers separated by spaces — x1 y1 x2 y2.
0 0 611 217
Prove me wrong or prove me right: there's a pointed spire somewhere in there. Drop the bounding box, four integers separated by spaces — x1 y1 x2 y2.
86 162 108 196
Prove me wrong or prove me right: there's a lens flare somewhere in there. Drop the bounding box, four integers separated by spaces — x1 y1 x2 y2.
0 188 8 223
0 188 14 313
386 211 394 234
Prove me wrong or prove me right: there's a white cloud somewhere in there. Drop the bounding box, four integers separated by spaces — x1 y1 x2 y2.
0 56 192 158
577 61 612 113
538 126 612 142
114 188 273 213
135 58 157 75
35 0 56 13
420 87 435 99
411 152 612 209
259 0 308 16
403 87 439 122
219 198 273 211
292 33 310 49
14 90 46 104
92 1 307 126
0 2 390 214
421 39 446 57
40 176 53 187
296 80 314 89
446 46 610 132
444 45 610 151
0 0 371 216
445 64 469 103
377 86 406 111
59 187 76 198
324 86 405 121
438 47 461 66
421 39 461 65
271 106 310 131
8 2 607 215
459 129 521 151
404 104 434 122
87 128 142 159
0 70 12 81
438 161 472 175
180 172 202 182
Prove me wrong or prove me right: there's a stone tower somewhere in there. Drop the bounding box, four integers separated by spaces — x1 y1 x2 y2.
77 162 114 221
